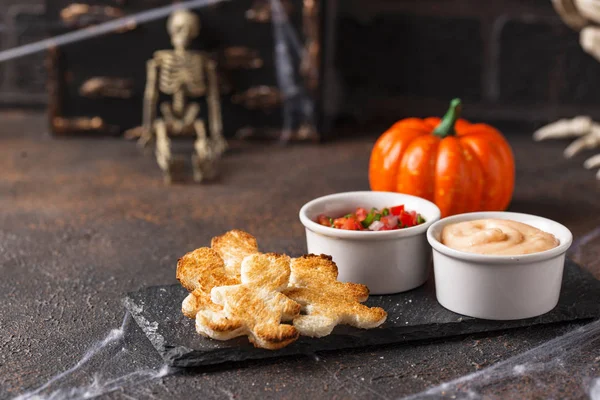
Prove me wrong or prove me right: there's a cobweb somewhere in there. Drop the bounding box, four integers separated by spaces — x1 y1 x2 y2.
0 0 224 63
270 0 316 143
4 2 599 399
5 3 316 397
403 319 600 399
0 0 316 143
12 313 175 400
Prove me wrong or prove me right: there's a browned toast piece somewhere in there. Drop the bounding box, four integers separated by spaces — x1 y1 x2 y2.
285 254 387 337
176 230 386 348
178 230 259 318
196 253 301 350
211 229 259 279
176 247 239 318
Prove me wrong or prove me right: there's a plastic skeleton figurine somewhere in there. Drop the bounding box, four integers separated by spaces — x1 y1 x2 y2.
139 9 226 183
533 0 600 179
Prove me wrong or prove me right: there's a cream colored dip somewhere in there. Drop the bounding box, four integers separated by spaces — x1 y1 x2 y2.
441 219 559 256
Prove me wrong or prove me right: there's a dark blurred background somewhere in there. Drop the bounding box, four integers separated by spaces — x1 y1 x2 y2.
327 0 600 133
0 0 597 137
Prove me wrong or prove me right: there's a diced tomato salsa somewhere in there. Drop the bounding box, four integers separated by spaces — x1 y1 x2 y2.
316 205 425 231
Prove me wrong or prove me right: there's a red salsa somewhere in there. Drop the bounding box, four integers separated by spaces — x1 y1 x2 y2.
316 205 425 231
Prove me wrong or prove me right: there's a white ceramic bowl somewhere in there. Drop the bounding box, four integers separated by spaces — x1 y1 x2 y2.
299 191 441 294
427 211 573 320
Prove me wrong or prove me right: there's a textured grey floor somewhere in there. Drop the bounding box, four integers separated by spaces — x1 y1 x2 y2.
2 112 600 399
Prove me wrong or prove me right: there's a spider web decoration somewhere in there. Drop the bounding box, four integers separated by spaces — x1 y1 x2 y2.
2 2 599 398
0 0 318 143
0 0 224 63
270 0 316 143
404 319 600 399
13 313 175 400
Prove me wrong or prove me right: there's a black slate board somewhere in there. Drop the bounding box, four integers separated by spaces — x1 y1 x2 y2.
124 259 600 367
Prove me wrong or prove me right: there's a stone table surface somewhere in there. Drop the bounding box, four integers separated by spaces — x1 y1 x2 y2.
1 111 600 399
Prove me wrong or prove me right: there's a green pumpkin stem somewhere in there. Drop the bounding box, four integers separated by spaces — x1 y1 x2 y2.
432 98 462 138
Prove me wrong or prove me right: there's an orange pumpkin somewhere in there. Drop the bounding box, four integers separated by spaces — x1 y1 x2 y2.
369 99 515 217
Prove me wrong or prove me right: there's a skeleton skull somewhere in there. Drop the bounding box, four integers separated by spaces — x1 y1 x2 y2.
167 9 200 50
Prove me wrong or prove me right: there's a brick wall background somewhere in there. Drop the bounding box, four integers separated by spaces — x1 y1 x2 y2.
327 0 600 131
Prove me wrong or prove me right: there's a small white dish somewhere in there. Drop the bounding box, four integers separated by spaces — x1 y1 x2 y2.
427 211 573 320
299 191 441 295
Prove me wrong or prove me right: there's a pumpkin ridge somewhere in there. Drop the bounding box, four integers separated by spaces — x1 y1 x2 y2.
369 124 429 191
435 136 474 217
397 135 440 201
466 128 514 210
481 127 515 209
460 136 504 210
368 100 514 216
456 141 473 215
458 138 485 213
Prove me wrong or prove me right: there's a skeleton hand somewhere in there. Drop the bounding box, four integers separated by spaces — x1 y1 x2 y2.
533 116 593 142
537 4 600 179
581 26 600 63
533 116 600 179
563 129 600 158
584 153 600 179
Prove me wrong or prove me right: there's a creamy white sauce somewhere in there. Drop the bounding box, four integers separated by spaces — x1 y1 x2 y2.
441 219 559 256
